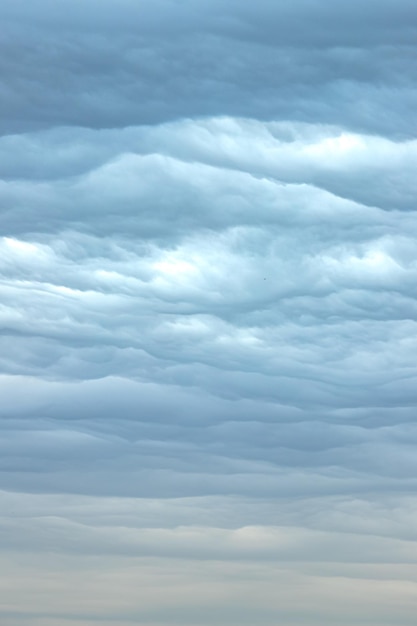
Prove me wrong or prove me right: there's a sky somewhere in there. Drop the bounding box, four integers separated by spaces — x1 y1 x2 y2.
1 1 417 624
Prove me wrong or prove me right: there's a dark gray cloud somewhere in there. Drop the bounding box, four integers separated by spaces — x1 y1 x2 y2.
1 0 416 135
1 1 417 625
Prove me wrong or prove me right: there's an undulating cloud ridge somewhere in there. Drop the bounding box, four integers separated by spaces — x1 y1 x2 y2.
0 1 417 625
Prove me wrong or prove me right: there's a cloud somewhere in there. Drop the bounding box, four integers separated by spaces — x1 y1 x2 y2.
1 1 416 135
1 0 416 624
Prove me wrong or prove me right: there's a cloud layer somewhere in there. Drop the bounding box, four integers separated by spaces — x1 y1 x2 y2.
1 1 416 625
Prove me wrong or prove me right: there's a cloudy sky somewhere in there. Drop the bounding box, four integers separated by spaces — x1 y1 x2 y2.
1 1 417 624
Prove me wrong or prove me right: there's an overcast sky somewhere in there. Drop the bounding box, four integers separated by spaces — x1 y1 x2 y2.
1 1 417 625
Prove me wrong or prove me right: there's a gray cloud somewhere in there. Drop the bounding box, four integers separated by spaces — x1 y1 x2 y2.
1 1 417 624
1 0 416 135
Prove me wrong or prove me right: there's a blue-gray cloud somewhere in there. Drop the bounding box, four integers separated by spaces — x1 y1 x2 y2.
1 1 417 625
1 0 416 135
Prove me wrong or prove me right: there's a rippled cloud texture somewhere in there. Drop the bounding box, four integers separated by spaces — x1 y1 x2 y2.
1 1 417 625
